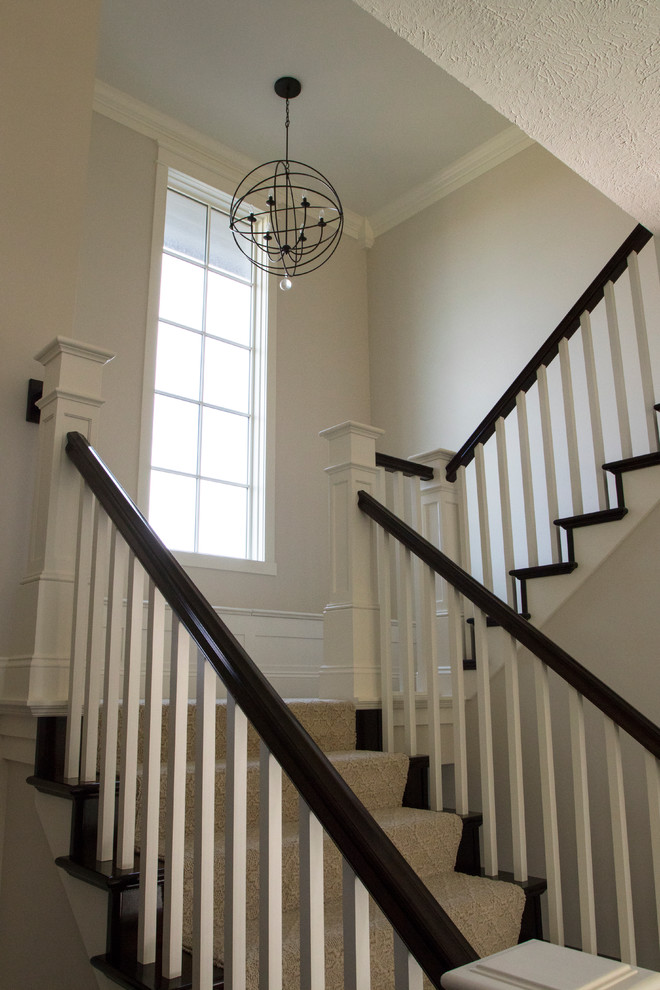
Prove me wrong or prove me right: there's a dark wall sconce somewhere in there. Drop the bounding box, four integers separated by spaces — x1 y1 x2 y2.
26 379 43 424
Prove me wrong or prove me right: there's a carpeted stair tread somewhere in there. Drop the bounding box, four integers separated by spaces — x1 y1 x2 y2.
118 697 357 766
178 806 465 923
181 868 525 990
176 698 357 761
136 749 411 838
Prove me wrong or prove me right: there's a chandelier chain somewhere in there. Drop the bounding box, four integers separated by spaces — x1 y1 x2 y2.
285 98 290 163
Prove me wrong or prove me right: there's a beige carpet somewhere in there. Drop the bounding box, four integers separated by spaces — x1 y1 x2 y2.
132 699 525 987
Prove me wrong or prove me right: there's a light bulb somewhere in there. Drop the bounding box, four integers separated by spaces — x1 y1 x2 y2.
280 276 293 291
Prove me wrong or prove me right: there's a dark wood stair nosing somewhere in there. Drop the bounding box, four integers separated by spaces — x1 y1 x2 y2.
91 951 223 990
510 561 578 580
603 450 660 474
554 507 628 530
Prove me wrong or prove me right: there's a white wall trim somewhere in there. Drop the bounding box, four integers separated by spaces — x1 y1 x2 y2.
368 126 535 238
93 80 366 241
93 81 534 243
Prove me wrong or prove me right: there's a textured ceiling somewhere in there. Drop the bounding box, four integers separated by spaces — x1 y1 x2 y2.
350 0 660 231
95 0 511 218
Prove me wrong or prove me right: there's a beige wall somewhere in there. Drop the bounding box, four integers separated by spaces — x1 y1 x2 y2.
0 760 101 989
367 143 636 459
0 0 100 657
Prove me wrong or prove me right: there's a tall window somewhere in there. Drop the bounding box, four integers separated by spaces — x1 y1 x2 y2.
148 175 270 563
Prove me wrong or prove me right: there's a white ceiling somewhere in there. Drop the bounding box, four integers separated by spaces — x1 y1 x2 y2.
96 0 511 218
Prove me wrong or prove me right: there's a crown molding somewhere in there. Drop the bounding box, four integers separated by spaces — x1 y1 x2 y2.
93 80 367 241
93 82 533 244
367 126 535 239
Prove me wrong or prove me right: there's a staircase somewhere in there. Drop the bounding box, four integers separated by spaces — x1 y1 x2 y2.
34 699 532 988
18 223 660 988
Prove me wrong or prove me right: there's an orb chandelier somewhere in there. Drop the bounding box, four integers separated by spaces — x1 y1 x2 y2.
229 77 344 291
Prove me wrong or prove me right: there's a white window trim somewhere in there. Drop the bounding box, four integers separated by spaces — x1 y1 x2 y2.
138 146 276 575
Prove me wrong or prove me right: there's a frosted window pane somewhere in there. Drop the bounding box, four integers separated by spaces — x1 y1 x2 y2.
206 272 252 346
160 254 204 330
149 470 196 552
210 208 252 281
164 190 207 262
198 481 247 558
155 322 201 400
201 407 248 484
151 394 199 474
203 338 250 413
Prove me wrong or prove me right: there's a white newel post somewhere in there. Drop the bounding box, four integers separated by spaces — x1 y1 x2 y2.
5 337 115 711
320 422 384 703
411 448 461 699
413 447 461 597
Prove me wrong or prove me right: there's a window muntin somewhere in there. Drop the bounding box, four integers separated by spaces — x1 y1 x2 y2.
148 184 266 561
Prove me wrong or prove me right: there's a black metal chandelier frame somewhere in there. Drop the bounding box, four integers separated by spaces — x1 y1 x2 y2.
229 77 344 285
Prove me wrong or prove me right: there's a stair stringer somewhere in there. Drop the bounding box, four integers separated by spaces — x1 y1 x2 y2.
514 463 660 627
32 789 116 990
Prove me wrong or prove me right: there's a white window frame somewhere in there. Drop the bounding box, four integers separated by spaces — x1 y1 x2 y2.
139 153 276 575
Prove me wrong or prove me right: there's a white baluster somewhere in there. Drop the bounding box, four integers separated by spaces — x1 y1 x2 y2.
474 610 497 876
117 553 145 869
580 311 608 510
407 474 426 694
605 719 636 964
516 391 539 567
627 250 659 450
163 617 191 980
475 443 494 589
138 580 165 965
393 934 423 990
394 470 416 754
225 693 248 990
422 564 443 811
645 752 660 947
456 465 473 580
604 280 633 460
534 660 564 944
503 635 527 882
536 364 561 561
447 585 468 815
456 464 475 640
495 418 517 607
260 742 282 990
376 522 394 753
343 861 371 990
558 339 584 517
97 527 127 862
568 687 596 953
81 502 111 782
65 481 94 781
193 653 216 990
299 799 325 990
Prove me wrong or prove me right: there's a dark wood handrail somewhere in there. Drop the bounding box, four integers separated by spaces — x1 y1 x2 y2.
358 489 660 759
65 431 477 984
445 224 653 481
376 451 434 480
